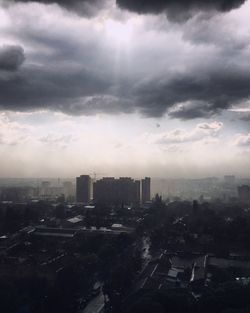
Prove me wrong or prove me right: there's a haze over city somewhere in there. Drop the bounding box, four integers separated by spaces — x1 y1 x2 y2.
1 2 250 313
0 0 250 178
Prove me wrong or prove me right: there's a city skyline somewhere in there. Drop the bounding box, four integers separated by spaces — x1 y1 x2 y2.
0 0 249 178
1 2 250 310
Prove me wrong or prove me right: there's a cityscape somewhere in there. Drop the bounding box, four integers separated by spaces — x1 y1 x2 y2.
1 175 250 204
0 174 250 312
0 0 250 312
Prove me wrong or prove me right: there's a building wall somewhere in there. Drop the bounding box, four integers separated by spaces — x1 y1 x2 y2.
142 177 151 204
76 175 91 203
93 177 141 205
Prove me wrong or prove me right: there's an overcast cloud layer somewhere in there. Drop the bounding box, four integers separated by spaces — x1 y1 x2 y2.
117 0 246 21
8 0 109 16
0 0 250 177
8 0 247 19
0 0 249 120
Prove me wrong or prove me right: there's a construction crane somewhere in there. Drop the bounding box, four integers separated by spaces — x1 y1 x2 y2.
90 172 106 181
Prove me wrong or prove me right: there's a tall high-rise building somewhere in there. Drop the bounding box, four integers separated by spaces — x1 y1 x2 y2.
134 180 141 205
142 177 151 204
76 175 91 203
93 177 116 204
93 177 141 205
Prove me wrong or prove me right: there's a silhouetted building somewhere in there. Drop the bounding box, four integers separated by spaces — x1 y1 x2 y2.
93 177 140 205
76 175 91 203
142 177 151 204
134 180 141 205
0 187 37 202
224 175 236 186
238 185 250 202
63 181 73 197
192 200 199 214
93 177 115 204
40 181 51 196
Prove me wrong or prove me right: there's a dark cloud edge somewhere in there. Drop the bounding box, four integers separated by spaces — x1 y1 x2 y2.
116 0 246 21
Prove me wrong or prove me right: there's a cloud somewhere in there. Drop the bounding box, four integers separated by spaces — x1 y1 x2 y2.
39 133 76 148
0 0 249 120
0 45 25 71
133 67 250 118
229 105 250 121
149 121 223 145
0 63 112 112
1 44 250 119
6 0 108 16
229 107 250 113
12 0 245 20
168 101 216 120
241 114 250 121
233 133 250 146
0 113 32 145
116 0 246 21
183 11 250 52
197 121 223 131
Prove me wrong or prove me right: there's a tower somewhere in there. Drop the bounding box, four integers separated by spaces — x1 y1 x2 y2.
142 177 151 204
76 175 91 203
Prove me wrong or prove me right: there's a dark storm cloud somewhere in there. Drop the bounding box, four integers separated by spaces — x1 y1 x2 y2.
168 102 217 120
0 0 250 120
182 13 250 55
132 67 250 119
8 0 107 16
0 45 25 71
0 63 112 113
0 44 133 115
240 114 250 122
2 56 250 119
117 0 246 21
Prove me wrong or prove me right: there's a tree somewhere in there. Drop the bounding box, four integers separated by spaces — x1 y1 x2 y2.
127 297 164 313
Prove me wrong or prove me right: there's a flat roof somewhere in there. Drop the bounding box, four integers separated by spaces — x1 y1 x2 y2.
34 232 75 238
67 215 83 224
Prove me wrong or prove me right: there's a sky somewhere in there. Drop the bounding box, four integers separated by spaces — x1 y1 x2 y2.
0 0 250 178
